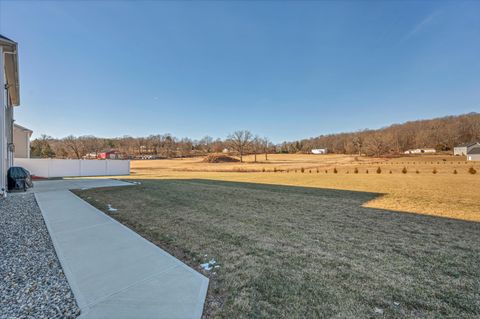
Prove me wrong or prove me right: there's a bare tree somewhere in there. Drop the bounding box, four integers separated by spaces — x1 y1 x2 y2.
261 137 271 160
199 136 214 154
62 135 83 159
227 130 253 162
251 136 262 162
79 135 104 157
31 135 55 158
364 133 388 157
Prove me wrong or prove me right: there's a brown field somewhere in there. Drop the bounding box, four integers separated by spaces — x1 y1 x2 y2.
126 154 480 222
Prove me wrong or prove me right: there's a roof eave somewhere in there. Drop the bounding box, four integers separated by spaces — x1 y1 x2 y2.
0 35 20 106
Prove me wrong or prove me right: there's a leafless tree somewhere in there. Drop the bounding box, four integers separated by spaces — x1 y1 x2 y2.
199 136 214 154
227 130 253 162
261 137 272 160
62 135 84 159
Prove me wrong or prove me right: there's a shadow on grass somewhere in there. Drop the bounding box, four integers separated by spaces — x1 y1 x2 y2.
76 178 480 318
114 178 478 225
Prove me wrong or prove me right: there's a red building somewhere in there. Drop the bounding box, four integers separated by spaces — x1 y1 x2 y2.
97 150 124 160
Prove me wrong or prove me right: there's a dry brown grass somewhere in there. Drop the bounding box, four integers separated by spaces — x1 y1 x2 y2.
75 179 480 318
124 154 480 222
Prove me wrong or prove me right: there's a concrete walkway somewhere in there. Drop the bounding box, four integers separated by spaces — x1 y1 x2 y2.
33 179 208 319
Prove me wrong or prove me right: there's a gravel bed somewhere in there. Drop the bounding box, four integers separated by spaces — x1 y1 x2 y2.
0 193 81 319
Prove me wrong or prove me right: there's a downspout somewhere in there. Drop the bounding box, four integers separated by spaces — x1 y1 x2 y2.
0 46 6 197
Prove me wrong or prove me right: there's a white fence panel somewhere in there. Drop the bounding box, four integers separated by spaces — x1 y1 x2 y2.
80 160 107 176
14 158 130 178
48 159 81 177
106 160 130 175
15 158 50 177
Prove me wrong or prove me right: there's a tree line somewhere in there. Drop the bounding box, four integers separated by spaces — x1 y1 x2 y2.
31 113 480 159
30 132 274 161
280 112 480 156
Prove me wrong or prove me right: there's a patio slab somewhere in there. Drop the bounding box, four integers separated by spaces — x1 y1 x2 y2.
33 179 208 319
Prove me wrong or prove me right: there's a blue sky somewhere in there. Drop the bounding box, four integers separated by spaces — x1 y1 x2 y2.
1 1 479 142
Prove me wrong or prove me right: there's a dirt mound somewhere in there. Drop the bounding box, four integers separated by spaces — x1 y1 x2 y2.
202 154 240 163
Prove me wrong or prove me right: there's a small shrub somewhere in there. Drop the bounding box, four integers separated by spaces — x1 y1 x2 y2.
295 169 297 173
354 167 359 174
301 167 305 173
402 167 407 174
316 168 319 173
273 167 277 173
453 169 457 174
389 170 392 174
262 167 266 172
325 170 328 174
469 167 477 175
309 169 312 173
416 169 420 174
366 169 369 174
333 167 338 174
432 168 437 174
376 167 381 174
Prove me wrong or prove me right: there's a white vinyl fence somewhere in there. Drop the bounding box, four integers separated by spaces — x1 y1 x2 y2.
14 158 130 178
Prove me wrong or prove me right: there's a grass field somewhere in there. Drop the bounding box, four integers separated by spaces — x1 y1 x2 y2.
75 179 480 318
127 154 480 221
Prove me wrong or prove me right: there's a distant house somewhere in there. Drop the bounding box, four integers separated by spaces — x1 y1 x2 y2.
404 148 436 154
311 148 327 155
454 142 480 156
97 150 125 160
467 146 480 161
13 124 33 158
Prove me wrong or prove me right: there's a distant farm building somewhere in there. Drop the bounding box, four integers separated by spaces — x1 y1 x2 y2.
404 148 436 155
454 142 480 156
97 150 125 160
467 146 480 161
311 148 327 155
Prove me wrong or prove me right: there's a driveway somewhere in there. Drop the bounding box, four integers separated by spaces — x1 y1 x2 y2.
32 179 208 319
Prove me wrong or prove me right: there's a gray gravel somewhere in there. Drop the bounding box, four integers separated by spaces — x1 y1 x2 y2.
0 193 81 319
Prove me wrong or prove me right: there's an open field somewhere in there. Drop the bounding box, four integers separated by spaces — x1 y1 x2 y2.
76 179 480 318
127 154 480 221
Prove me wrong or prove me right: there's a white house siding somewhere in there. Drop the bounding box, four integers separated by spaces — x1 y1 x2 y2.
13 125 31 158
467 154 480 161
454 147 467 156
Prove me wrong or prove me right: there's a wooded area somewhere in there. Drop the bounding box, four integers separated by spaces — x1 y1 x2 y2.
281 112 480 156
30 113 479 159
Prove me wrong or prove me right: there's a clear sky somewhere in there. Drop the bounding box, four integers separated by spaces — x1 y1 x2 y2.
1 1 479 142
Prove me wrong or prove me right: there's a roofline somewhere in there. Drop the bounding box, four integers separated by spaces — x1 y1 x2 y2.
0 34 17 46
467 147 480 155
14 123 33 133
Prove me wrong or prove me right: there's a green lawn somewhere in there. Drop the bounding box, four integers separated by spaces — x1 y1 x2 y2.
75 179 480 318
